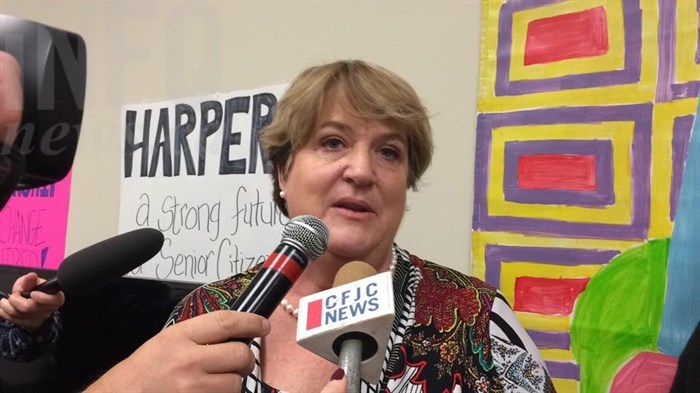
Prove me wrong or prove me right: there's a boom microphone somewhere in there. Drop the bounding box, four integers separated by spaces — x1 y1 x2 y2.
230 214 329 319
297 261 395 391
21 227 164 297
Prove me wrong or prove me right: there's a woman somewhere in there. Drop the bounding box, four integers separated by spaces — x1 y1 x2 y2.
166 60 555 392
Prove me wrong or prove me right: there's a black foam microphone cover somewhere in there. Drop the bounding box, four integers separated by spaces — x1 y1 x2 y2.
22 228 164 297
59 228 164 295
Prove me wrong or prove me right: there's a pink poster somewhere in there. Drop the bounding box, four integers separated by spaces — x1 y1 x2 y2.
0 173 72 270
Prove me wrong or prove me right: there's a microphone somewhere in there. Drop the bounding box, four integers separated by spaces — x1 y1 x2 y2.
296 261 395 391
229 214 329 320
20 227 164 297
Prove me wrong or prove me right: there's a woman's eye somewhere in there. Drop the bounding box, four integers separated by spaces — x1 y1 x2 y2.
322 137 344 149
379 146 400 160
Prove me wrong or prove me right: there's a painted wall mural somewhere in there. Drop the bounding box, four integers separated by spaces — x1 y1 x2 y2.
473 1 700 391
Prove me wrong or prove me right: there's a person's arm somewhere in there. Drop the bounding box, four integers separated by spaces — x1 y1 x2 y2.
84 310 270 393
86 310 348 393
0 309 61 362
489 292 557 392
0 272 65 361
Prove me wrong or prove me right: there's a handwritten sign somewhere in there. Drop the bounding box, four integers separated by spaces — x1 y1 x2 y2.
119 84 289 284
0 173 72 269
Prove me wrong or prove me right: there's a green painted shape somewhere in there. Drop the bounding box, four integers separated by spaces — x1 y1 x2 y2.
570 238 669 392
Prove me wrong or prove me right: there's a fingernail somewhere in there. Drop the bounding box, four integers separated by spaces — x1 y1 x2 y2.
330 368 345 381
261 319 271 334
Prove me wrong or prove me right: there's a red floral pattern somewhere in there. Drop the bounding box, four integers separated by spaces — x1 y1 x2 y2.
165 248 555 392
415 259 482 331
167 266 258 324
401 256 502 389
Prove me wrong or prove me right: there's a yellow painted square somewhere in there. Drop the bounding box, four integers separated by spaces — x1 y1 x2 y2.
478 0 658 112
488 122 635 224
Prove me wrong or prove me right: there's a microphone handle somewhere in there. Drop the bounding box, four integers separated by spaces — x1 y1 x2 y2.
231 243 308 315
339 338 363 393
20 277 62 298
232 268 293 317
230 242 308 344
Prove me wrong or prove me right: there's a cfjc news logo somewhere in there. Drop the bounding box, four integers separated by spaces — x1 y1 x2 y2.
305 283 381 330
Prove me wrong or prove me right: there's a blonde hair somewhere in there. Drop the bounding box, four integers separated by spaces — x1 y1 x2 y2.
260 60 433 216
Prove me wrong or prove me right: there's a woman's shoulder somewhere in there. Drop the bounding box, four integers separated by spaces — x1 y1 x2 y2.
401 248 497 293
200 265 261 294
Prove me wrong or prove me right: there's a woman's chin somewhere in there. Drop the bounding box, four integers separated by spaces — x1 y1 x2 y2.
329 236 388 261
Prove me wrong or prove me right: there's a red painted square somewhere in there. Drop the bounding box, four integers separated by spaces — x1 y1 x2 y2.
524 6 609 65
514 276 591 315
518 154 597 191
306 299 323 330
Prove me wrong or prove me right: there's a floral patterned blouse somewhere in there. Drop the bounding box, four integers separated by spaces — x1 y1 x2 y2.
165 245 556 392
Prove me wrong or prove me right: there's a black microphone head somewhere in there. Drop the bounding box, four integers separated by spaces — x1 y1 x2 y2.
57 228 164 295
282 215 329 260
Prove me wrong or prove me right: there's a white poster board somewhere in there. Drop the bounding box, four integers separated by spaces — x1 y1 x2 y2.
119 84 288 284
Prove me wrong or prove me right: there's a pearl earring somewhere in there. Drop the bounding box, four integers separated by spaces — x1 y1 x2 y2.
279 190 286 199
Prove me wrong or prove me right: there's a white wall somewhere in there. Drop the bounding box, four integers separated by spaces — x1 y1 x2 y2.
2 1 481 275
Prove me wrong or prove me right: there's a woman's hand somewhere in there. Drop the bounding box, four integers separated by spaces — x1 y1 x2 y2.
319 368 347 393
0 272 65 332
85 310 271 393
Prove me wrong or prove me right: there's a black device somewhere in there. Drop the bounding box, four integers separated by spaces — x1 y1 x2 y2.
0 14 86 189
20 228 164 297
230 215 328 343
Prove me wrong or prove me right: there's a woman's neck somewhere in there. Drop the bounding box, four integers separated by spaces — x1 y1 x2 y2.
286 245 396 299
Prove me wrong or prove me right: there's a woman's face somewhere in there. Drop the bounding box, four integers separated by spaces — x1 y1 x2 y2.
278 93 409 262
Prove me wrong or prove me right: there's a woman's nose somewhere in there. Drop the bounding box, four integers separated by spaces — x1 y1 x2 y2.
342 148 374 187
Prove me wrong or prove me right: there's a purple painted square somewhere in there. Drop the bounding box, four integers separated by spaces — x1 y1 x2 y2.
473 104 652 239
504 139 614 206
495 0 642 96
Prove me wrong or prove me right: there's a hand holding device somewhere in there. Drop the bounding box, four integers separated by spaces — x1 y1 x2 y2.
0 272 64 332
84 310 270 393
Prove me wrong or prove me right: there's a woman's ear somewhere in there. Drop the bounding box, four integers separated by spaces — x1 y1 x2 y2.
277 165 287 190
